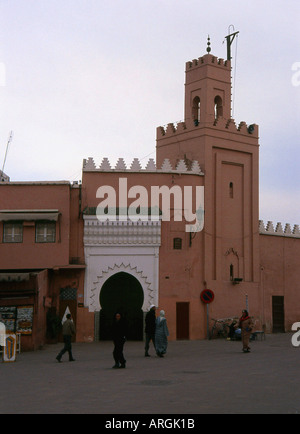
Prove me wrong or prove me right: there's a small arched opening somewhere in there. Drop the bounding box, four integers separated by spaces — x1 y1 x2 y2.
214 95 223 119
229 182 234 198
192 96 201 125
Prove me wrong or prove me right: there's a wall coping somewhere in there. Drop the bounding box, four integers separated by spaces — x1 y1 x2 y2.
259 220 300 238
82 157 204 175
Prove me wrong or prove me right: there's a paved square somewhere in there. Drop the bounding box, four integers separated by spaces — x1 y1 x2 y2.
0 333 299 414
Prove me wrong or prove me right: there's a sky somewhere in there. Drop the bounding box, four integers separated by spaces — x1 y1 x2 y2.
0 0 299 226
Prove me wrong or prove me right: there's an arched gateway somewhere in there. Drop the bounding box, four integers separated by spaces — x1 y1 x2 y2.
83 215 161 341
99 272 144 340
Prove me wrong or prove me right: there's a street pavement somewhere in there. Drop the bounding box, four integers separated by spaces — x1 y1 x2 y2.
0 333 299 414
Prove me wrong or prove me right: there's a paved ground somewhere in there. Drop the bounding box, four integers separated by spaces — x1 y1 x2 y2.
0 333 300 415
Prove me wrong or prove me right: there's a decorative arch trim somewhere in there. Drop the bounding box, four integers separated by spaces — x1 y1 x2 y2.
90 263 154 312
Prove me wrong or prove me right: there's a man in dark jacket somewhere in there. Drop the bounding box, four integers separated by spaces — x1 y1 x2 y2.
144 304 156 357
56 313 76 362
112 312 127 369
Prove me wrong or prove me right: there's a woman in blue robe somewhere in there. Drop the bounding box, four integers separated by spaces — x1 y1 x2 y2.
155 310 169 357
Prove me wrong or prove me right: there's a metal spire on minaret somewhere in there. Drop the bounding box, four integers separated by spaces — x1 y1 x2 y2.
206 35 211 54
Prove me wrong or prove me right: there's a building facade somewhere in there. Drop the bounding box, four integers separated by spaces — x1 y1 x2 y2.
0 48 299 350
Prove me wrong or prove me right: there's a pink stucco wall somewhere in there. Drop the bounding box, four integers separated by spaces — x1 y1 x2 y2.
0 183 71 269
260 234 300 332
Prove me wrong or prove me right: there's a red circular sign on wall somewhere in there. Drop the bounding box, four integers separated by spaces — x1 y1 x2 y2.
200 289 215 304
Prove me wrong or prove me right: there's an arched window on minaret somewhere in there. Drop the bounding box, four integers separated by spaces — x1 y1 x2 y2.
192 96 201 126
214 95 223 119
229 182 234 198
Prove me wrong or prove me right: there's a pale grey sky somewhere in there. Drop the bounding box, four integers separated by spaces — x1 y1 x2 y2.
0 0 299 225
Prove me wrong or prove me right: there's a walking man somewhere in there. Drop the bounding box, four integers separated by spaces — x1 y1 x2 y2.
56 313 76 362
144 304 156 357
112 312 127 369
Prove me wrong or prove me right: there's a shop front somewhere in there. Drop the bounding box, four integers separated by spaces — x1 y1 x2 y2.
0 270 48 351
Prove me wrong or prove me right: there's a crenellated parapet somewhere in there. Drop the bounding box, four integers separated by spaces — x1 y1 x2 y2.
157 118 258 139
82 157 204 175
259 220 300 238
185 53 230 71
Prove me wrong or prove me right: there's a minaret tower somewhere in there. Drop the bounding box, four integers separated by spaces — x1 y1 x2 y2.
156 36 237 168
156 35 261 315
184 36 231 128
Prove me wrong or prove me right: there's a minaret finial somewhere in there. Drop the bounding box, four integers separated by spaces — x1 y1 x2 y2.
206 35 211 54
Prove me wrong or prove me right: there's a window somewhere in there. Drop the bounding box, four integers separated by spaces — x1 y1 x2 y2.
230 264 234 281
3 223 23 243
173 237 182 250
35 222 56 243
214 96 223 119
192 96 200 125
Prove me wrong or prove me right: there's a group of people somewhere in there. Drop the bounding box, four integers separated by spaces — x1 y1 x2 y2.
111 304 169 369
56 305 169 368
55 308 253 366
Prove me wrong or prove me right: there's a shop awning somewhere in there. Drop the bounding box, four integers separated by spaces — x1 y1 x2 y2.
0 273 30 282
0 210 60 222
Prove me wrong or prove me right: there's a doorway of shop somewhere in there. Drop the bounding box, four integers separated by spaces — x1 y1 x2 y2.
99 272 144 340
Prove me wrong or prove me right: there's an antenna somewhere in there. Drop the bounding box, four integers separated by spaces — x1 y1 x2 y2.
224 26 239 118
2 131 13 173
225 26 239 61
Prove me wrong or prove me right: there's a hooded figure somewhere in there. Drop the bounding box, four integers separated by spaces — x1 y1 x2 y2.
155 310 169 357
